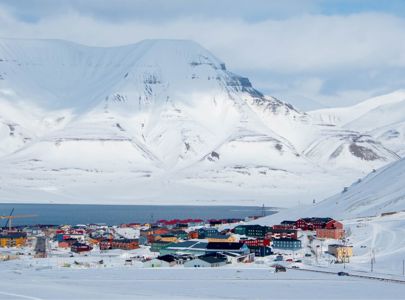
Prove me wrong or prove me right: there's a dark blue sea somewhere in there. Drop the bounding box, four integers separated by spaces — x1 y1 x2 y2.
0 203 276 226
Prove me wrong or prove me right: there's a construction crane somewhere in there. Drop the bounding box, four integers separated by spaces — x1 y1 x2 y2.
0 214 37 231
4 208 14 229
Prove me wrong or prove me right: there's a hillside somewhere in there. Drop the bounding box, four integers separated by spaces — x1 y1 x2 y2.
0 38 399 206
310 91 405 156
255 157 405 225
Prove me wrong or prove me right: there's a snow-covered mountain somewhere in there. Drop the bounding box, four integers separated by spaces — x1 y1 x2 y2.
314 157 405 219
0 38 399 206
255 157 405 224
310 91 405 157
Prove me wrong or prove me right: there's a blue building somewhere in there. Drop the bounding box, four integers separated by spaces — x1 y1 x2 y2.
272 238 302 250
249 246 273 257
197 228 219 239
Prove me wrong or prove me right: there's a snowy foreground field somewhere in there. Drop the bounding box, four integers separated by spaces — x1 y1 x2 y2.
1 266 405 300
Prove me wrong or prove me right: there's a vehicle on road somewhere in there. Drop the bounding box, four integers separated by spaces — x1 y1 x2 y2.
272 264 287 272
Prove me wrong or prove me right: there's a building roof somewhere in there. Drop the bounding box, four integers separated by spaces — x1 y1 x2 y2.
300 217 333 223
197 253 227 264
157 255 177 263
190 242 208 249
270 228 297 234
206 242 245 250
280 220 296 225
237 224 266 229
171 241 198 248
166 241 208 251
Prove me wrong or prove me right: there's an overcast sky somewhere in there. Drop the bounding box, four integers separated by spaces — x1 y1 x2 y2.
1 0 405 110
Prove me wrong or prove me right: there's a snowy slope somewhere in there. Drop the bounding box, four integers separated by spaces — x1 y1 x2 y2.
307 157 405 219
255 157 405 225
310 91 405 157
0 38 399 206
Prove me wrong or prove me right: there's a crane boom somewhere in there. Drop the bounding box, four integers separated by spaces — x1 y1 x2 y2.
0 214 37 230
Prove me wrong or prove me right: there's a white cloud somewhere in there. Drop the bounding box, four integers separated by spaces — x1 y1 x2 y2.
1 6 405 108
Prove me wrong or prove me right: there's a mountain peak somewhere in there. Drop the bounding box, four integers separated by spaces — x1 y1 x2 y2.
0 38 399 206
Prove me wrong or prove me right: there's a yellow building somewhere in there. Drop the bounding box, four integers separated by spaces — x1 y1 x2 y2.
207 235 236 243
328 244 353 262
0 232 27 248
157 235 178 243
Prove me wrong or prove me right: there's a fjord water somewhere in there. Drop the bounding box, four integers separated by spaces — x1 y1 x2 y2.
0 203 276 226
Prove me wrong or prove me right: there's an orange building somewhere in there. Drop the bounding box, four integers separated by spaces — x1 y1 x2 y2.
316 228 345 240
188 231 198 239
154 228 169 235
156 235 178 243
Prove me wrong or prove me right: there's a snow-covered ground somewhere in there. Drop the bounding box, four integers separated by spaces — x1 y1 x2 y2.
1 261 405 299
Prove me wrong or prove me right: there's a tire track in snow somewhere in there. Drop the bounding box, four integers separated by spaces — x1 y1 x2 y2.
0 291 43 300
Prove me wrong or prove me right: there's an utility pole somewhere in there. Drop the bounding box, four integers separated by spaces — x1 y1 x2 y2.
371 257 373 272
261 204 266 217
371 249 375 272
402 259 404 276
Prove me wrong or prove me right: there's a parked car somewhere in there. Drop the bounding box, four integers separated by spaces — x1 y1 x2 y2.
274 255 283 261
294 259 302 263
337 272 349 276
291 265 300 269
305 253 312 257
275 265 287 273
286 258 293 262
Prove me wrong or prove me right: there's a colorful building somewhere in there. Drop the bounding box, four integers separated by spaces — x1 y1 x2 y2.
0 232 27 248
234 225 269 238
71 242 92 253
240 238 270 247
269 228 298 240
150 241 173 252
156 234 178 243
328 244 353 262
100 239 139 250
207 235 236 243
316 228 345 240
248 246 273 257
272 238 302 250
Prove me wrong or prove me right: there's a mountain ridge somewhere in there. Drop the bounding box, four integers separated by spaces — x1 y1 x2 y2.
0 38 399 206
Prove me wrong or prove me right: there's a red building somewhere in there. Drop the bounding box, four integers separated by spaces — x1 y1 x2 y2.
100 239 139 250
71 242 92 253
272 224 295 230
296 217 333 231
241 238 270 247
325 220 343 230
58 238 78 248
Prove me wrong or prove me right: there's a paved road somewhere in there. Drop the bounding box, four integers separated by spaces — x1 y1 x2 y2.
34 236 46 255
